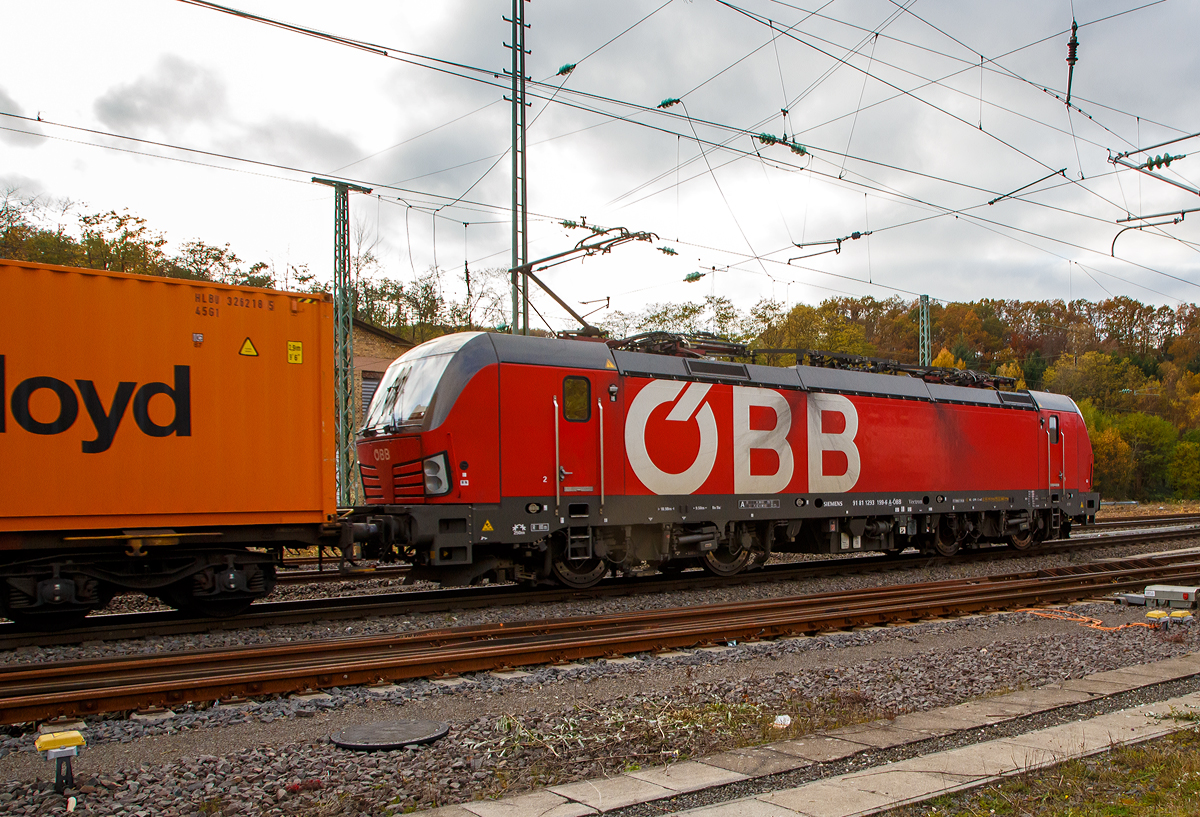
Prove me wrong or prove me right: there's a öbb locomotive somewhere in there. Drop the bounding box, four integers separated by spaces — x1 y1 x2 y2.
353 331 1098 588
0 261 1097 629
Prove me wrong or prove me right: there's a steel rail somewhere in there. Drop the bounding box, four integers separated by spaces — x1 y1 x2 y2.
2 553 1199 725
274 565 410 585
1088 513 1200 528
2 526 1197 651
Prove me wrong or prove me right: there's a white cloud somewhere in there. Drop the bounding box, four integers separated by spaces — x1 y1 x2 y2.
94 55 227 133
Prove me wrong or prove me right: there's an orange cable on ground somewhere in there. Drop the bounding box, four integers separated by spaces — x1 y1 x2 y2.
1017 608 1160 631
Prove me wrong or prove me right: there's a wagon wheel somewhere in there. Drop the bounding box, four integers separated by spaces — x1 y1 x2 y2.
158 582 258 618
2 606 93 632
700 543 752 577
157 562 275 618
0 578 113 632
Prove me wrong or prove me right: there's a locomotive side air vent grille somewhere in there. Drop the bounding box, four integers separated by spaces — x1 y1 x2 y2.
685 359 750 380
393 460 424 497
998 392 1035 406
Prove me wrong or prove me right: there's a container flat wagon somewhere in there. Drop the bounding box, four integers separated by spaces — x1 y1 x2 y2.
0 260 336 626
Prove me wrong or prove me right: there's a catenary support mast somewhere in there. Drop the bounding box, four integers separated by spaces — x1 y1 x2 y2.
919 294 931 366
506 0 530 334
313 177 372 506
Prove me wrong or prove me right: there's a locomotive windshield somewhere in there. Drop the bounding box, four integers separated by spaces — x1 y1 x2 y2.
362 333 481 432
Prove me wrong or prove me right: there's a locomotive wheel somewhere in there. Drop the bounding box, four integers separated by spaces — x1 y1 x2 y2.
550 554 608 589
1007 529 1036 551
700 544 752 577
932 521 960 557
1009 512 1050 551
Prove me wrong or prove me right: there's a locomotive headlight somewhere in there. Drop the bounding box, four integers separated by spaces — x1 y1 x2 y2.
423 452 452 497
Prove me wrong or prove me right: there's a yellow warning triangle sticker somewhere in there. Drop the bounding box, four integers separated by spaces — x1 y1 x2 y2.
605 359 616 369
239 337 259 357
481 520 494 532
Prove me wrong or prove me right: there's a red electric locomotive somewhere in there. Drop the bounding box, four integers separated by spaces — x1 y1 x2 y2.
354 332 1098 588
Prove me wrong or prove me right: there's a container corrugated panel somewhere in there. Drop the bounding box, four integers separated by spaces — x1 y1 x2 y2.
0 260 336 533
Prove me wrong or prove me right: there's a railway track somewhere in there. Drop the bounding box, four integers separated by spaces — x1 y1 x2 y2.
2 550 1199 725
1089 512 1200 528
2 524 1198 651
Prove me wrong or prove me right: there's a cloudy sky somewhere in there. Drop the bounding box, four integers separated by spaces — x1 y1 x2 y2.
3 0 1199 331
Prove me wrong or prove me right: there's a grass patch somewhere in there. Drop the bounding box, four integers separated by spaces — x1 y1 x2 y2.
889 729 1200 817
454 687 892 799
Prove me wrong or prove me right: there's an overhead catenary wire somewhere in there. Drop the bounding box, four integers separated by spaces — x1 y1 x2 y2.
168 0 1185 260
7 0 1190 321
7 105 1189 309
714 0 1170 227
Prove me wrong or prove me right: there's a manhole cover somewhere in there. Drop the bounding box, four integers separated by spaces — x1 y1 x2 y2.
331 720 449 751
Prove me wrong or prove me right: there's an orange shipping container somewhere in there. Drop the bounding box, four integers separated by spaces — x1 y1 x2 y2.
0 260 336 534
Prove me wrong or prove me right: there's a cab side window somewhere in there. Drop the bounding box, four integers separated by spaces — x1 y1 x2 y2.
1048 415 1059 444
563 377 590 422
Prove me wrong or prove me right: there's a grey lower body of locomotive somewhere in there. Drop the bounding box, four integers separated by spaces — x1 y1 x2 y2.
350 488 1099 586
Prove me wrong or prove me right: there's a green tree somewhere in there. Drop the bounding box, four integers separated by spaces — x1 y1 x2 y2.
1113 411 1177 499
78 210 169 275
1043 351 1154 414
635 301 706 335
1169 441 1200 499
1 188 82 266
1092 427 1134 499
1023 350 1048 388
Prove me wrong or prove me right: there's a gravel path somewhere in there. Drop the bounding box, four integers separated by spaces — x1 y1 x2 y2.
1 601 1196 816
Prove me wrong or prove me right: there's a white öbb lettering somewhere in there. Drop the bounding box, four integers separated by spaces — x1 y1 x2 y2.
624 380 861 495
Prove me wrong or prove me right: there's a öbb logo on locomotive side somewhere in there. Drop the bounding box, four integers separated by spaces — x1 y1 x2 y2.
0 356 191 453
624 380 860 495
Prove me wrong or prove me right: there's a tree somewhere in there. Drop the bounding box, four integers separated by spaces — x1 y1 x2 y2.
996 360 1027 390
1043 352 1153 414
931 348 964 369
1092 427 1135 499
0 188 80 266
635 301 706 335
170 238 270 286
1023 350 1049 388
1113 411 1177 499
78 210 169 275
1169 441 1200 499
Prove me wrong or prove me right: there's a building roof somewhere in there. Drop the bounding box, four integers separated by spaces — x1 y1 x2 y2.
353 318 415 349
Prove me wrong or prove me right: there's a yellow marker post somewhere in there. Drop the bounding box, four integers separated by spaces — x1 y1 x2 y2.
35 730 85 793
